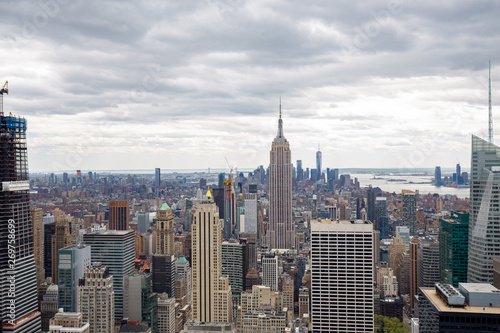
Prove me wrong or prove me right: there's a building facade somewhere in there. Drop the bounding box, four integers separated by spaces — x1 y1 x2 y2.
156 203 174 255
58 245 91 312
108 200 129 231
439 211 469 287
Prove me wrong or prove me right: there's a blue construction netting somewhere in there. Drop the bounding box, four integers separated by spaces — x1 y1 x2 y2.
5 116 27 130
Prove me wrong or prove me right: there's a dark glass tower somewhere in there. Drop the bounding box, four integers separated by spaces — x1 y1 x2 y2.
0 114 41 332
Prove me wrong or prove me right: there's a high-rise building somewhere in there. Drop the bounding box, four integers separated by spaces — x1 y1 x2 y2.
41 284 59 331
51 215 73 284
402 191 417 236
311 219 374 332
439 211 469 287
44 221 56 279
262 254 278 291
77 263 114 333
418 236 440 288
316 144 322 181
156 203 174 255
123 274 157 329
410 238 419 311
137 212 150 234
58 245 91 312
435 166 442 186
267 106 294 250
152 254 176 298
155 168 161 187
296 160 303 181
176 256 192 304
221 241 244 299
108 200 129 231
243 194 257 234
456 163 462 184
281 273 294 311
468 135 500 283
494 257 500 289
82 230 135 319
0 114 41 332
157 293 176 333
375 197 388 240
191 189 232 323
31 207 45 286
366 186 376 224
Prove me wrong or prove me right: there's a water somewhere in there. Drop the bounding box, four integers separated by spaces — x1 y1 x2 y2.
351 173 469 198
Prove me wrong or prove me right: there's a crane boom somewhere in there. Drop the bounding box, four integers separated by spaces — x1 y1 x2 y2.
0 81 8 116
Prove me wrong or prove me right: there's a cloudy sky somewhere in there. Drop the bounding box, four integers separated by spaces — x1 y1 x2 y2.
1 0 499 172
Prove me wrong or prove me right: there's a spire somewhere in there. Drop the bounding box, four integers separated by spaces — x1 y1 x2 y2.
206 186 212 199
489 60 493 144
277 97 284 138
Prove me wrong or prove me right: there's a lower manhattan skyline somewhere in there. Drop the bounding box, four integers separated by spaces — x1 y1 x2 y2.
1 1 499 172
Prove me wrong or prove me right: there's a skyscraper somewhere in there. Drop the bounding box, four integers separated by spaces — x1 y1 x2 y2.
316 144 322 181
262 254 279 291
0 113 41 332
58 245 91 312
82 230 135 319
311 219 374 332
468 135 500 283
154 167 161 187
366 186 376 224
221 241 244 299
435 166 442 186
402 190 417 236
156 203 174 255
267 105 294 249
375 197 388 240
418 237 440 288
296 160 303 181
191 189 232 323
439 211 469 287
243 193 257 234
77 263 114 333
152 254 176 298
108 200 129 231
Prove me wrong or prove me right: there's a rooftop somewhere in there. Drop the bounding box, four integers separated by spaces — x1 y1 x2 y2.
420 288 500 314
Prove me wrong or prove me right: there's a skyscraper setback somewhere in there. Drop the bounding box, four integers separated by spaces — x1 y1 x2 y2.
0 114 41 332
267 105 294 250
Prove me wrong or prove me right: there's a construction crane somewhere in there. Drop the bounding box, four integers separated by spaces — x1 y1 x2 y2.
0 81 8 116
224 157 234 202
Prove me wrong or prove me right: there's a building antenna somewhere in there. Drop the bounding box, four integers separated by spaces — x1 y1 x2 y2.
489 60 493 144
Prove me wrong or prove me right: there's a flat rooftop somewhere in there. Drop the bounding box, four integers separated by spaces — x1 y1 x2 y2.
420 288 500 315
460 283 499 293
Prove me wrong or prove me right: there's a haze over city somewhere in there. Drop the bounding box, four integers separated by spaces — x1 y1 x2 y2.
1 0 500 171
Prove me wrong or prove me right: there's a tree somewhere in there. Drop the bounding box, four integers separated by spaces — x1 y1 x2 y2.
374 315 409 333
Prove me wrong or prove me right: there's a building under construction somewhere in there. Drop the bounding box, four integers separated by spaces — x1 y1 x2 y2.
1 112 41 332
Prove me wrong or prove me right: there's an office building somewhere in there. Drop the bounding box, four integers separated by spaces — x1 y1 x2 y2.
41 284 59 331
52 215 73 284
410 238 419 311
0 113 41 332
439 211 469 287
191 189 232 323
296 160 303 181
245 268 260 291
152 254 176 298
157 294 176 333
435 166 442 186
494 257 500 289
123 274 157 329
155 168 161 187
366 186 376 225
262 254 279 291
49 310 90 333
418 237 440 288
109 200 129 231
402 191 417 236
222 241 244 298
468 135 500 283
311 219 374 332
77 263 114 333
31 207 45 286
241 309 286 333
58 245 91 312
44 221 56 279
156 203 174 255
281 273 294 311
137 213 150 234
316 144 322 181
176 256 192 304
267 107 294 250
243 194 257 234
83 230 135 320
375 197 388 239
418 283 500 332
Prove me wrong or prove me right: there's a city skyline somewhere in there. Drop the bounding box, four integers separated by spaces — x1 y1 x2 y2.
1 1 499 172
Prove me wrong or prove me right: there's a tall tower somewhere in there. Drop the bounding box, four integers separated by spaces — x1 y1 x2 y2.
311 219 374 332
402 190 417 236
489 60 493 144
155 167 161 187
468 135 500 283
108 200 129 230
316 143 322 181
156 203 174 255
1 113 41 332
267 102 294 250
191 189 232 323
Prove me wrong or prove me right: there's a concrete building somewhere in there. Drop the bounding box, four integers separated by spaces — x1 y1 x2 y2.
82 230 135 320
241 309 287 333
494 257 500 289
157 294 176 333
77 263 114 333
52 215 74 284
439 211 469 287
176 256 192 304
311 219 374 332
58 245 91 312
222 241 244 298
123 274 157 329
152 254 176 298
281 273 294 312
49 310 90 333
181 321 235 333
243 194 257 234
31 207 45 286
402 191 417 236
418 283 500 332
156 203 174 255
410 238 419 311
262 254 279 291
267 107 294 250
41 284 59 331
191 189 232 323
108 200 129 231
418 237 440 288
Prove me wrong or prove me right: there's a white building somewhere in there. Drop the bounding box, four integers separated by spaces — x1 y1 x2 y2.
157 293 176 333
311 219 374 332
262 254 279 291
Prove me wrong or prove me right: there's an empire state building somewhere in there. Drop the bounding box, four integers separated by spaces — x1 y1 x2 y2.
267 104 294 250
